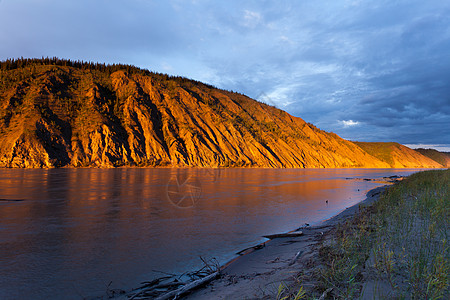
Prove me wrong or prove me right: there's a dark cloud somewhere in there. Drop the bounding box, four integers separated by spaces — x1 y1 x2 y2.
0 0 449 150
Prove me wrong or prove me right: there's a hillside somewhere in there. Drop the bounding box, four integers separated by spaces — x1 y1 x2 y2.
0 58 443 168
354 142 444 168
415 148 450 167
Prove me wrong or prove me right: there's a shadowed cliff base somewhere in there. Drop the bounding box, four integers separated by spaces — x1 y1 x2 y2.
0 58 445 168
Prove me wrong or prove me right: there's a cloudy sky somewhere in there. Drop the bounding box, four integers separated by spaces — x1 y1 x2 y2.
1 0 449 151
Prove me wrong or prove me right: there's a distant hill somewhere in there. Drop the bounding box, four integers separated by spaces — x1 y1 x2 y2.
414 148 450 167
354 142 444 168
0 58 444 168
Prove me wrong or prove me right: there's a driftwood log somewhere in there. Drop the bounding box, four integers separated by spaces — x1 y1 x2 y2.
289 250 304 266
154 271 219 300
263 231 303 239
318 287 333 300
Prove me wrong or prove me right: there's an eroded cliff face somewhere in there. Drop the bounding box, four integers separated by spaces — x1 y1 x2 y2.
0 64 442 168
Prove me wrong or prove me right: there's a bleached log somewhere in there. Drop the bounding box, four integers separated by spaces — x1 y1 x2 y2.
263 231 303 239
289 250 304 266
318 287 333 300
155 271 219 300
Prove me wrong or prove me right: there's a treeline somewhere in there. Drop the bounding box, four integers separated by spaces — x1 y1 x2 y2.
0 57 148 73
0 57 218 90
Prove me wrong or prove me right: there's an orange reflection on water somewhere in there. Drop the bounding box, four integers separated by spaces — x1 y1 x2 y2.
0 168 422 300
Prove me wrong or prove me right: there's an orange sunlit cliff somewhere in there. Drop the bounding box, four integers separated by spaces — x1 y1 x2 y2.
0 58 445 168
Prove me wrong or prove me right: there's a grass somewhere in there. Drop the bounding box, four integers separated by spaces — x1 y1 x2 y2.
354 141 398 166
277 282 306 300
368 169 449 299
286 169 449 299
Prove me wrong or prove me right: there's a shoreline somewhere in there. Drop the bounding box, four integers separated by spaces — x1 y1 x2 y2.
124 184 389 299
186 186 388 299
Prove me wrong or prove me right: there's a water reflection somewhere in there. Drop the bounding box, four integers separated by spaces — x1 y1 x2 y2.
0 168 421 299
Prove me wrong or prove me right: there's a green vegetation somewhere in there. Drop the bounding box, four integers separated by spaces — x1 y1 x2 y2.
416 148 450 168
277 282 306 300
0 57 219 91
289 169 449 299
355 141 445 168
355 141 398 166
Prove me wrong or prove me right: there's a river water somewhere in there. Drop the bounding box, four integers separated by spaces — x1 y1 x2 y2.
0 168 422 299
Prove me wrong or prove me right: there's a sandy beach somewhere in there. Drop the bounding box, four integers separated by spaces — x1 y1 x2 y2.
176 186 387 299
119 177 407 300
124 169 449 299
122 185 387 300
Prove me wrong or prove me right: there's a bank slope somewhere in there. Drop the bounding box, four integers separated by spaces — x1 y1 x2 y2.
354 142 444 168
415 148 450 167
0 59 437 168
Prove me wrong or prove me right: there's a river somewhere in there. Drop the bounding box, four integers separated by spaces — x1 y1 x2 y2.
0 168 422 299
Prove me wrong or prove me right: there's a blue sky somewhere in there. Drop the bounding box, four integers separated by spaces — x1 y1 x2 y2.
1 0 449 151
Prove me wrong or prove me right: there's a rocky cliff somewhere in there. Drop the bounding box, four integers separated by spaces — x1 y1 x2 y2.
0 59 444 168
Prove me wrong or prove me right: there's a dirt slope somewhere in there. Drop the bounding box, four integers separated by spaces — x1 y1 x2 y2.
355 142 444 168
0 59 442 168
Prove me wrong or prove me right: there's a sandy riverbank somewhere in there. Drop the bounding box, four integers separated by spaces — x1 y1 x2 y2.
110 170 449 299
176 186 387 299
118 185 387 300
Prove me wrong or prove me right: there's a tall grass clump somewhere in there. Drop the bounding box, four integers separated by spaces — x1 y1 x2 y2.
313 169 449 299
